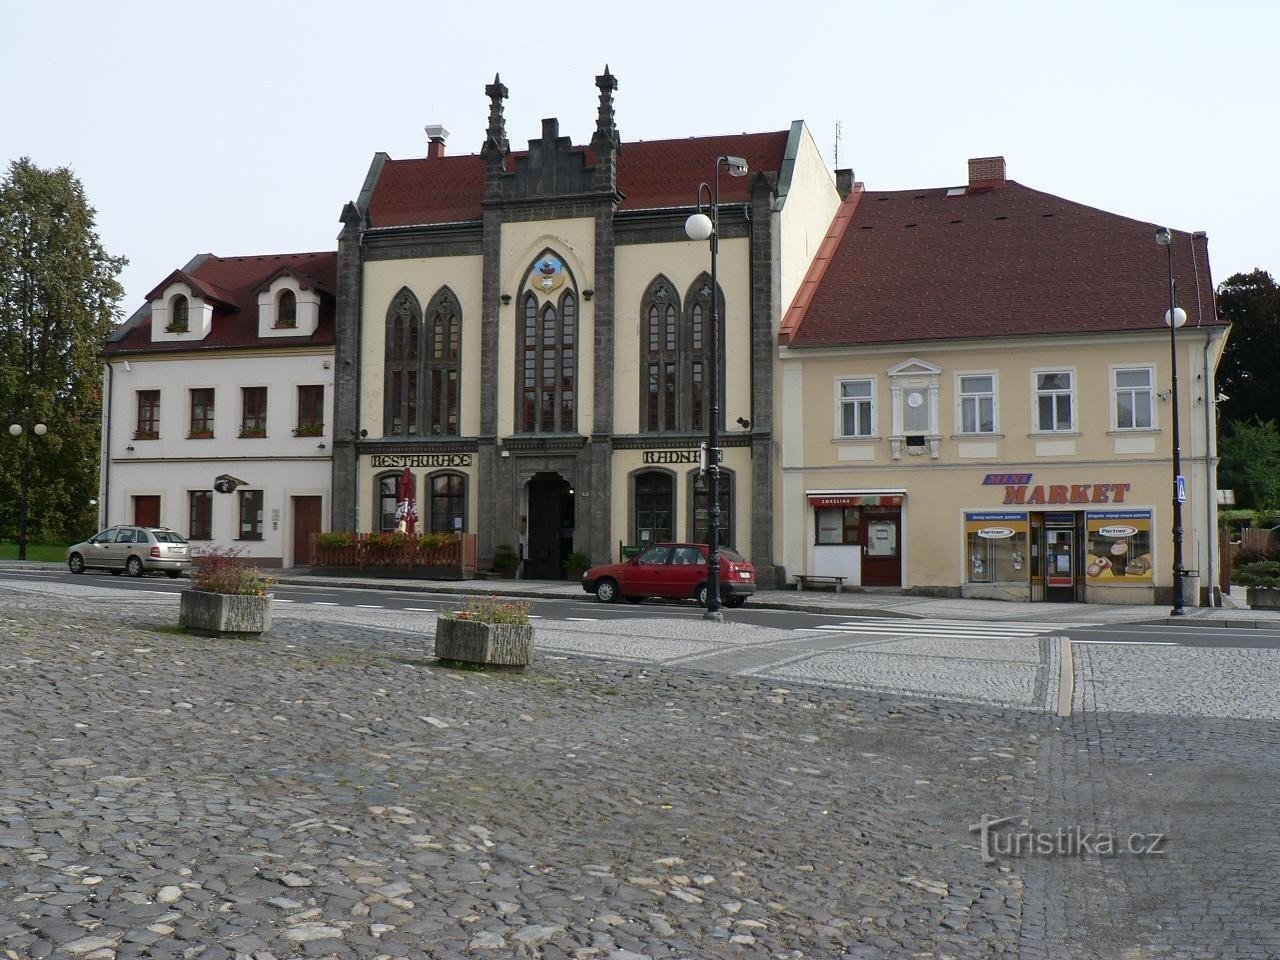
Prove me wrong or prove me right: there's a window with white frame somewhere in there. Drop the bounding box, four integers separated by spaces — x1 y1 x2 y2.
838 379 874 437
958 374 996 433
1035 371 1074 432
1113 367 1154 430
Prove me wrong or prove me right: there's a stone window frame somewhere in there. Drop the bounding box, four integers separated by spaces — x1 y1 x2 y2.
427 470 467 533
1111 364 1157 432
384 287 422 436
374 471 401 533
684 272 725 433
517 249 579 435
423 287 462 436
629 467 677 547
237 489 264 541
639 275 682 433
686 466 735 548
188 490 213 541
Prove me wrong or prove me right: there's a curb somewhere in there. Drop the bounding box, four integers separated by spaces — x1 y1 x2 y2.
1132 616 1280 630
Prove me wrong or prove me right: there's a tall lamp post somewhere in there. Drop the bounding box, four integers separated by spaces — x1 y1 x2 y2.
8 421 48 561
685 155 748 621
1155 227 1188 615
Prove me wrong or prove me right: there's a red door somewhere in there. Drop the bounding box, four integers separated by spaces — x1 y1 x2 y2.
292 496 322 567
133 495 160 528
860 507 902 586
627 545 673 596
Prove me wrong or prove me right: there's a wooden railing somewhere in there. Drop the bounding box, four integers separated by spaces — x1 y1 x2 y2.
310 532 477 576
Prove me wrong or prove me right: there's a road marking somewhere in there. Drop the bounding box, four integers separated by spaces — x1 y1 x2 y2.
356 604 383 609
566 617 598 622
811 619 1054 640
405 608 435 612
1057 638 1073 717
1071 639 1178 646
272 598 294 603
311 602 339 606
528 615 544 619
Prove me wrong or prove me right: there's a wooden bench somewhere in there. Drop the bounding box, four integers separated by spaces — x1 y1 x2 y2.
795 574 846 593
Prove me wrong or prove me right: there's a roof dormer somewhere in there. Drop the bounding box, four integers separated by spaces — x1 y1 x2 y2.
149 280 215 342
257 272 321 338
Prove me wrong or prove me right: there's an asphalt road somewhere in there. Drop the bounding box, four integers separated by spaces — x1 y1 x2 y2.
6 567 1280 650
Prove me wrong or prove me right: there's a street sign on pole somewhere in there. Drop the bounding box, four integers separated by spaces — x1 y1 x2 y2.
1175 475 1186 503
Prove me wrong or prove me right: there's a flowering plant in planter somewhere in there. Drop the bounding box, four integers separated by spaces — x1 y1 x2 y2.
293 422 325 437
1234 560 1280 610
190 546 275 596
436 595 533 666
181 547 275 636
448 596 532 625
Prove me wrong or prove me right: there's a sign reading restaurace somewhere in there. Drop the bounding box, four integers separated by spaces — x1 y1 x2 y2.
370 454 473 468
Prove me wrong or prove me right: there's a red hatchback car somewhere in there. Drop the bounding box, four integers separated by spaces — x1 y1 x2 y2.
581 542 756 607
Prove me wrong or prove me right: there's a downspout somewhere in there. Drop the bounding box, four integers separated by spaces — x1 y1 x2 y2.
1191 231 1216 605
102 359 113 529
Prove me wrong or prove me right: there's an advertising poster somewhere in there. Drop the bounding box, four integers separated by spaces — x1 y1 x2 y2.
964 512 1029 583
1085 511 1153 583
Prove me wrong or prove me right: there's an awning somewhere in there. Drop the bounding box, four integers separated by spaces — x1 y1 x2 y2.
807 493 904 508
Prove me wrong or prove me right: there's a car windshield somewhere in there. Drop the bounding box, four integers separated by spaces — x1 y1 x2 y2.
152 530 188 543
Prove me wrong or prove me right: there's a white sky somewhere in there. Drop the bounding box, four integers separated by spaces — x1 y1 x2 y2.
4 1 1276 316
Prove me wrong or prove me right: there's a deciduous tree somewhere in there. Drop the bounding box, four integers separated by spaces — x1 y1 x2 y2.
0 158 125 543
1216 269 1280 427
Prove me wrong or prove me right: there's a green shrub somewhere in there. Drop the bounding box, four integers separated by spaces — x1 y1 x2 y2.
492 544 519 572
563 550 591 572
448 595 532 625
315 531 355 548
190 546 274 596
1234 561 1280 589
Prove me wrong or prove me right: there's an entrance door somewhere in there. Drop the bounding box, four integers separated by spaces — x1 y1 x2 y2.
526 473 573 579
133 495 160 528
1044 513 1081 601
292 496 322 567
860 507 902 586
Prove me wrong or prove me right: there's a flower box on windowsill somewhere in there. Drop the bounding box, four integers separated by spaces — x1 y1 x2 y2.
293 424 324 438
272 320 297 329
164 324 189 333
188 430 214 440
239 427 267 439
133 431 159 441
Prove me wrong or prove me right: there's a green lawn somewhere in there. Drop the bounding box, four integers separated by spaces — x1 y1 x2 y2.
0 543 67 562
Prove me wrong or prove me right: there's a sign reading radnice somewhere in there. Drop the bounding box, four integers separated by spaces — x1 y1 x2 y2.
1002 483 1132 505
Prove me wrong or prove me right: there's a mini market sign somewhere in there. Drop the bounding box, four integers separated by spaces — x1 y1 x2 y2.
1002 483 1132 505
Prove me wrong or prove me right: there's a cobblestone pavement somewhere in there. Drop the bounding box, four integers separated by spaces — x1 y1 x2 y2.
1 580 1277 959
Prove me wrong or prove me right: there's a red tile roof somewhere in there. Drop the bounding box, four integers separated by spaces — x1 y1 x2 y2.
108 251 337 355
366 131 790 228
785 181 1221 348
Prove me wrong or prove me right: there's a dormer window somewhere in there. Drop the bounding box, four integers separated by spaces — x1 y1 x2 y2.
167 295 189 333
276 290 297 328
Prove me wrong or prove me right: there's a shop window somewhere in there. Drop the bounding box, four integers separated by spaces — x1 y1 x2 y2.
189 490 213 540
958 374 996 433
429 472 466 533
135 390 160 439
376 473 399 532
237 490 263 540
189 388 214 437
689 468 733 547
1035 370 1075 431
1113 367 1154 430
838 379 874 437
633 470 674 545
240 386 267 438
816 506 861 545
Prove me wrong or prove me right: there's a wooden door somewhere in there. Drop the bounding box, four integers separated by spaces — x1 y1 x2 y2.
860 507 902 586
292 496 322 567
133 495 160 528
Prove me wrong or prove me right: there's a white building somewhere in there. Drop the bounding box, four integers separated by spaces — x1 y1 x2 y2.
101 252 337 567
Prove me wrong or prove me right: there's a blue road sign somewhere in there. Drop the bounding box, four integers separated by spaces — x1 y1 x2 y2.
1175 475 1187 503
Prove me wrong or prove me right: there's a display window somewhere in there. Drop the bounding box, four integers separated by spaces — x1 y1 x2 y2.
1085 511 1152 583
964 512 1029 583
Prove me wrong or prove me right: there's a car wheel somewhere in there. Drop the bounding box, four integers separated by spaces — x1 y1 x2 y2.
594 578 619 603
68 554 85 575
166 570 182 579
624 595 644 604
126 555 144 578
724 595 746 608
695 584 709 607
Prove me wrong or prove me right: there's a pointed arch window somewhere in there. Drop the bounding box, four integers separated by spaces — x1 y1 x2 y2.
384 288 421 436
519 251 577 434
424 288 461 435
686 274 724 433
641 277 681 432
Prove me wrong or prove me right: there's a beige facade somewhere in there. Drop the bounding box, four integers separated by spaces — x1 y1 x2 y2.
779 329 1228 602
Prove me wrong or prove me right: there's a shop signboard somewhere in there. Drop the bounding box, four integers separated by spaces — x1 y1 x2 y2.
1085 510 1153 583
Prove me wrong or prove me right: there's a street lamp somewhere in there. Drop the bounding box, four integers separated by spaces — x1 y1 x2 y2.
685 155 748 621
1155 227 1188 615
8 421 48 561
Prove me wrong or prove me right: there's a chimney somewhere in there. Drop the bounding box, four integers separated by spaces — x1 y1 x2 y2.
425 124 449 159
835 168 855 200
967 156 1006 189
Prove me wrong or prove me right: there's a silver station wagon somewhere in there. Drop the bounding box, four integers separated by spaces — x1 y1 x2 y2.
66 526 192 578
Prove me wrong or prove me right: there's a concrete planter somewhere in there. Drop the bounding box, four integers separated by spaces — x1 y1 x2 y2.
180 590 272 637
434 617 533 666
1246 587 1280 610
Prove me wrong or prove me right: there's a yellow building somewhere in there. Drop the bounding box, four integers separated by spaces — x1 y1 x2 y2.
332 70 840 583
777 158 1226 604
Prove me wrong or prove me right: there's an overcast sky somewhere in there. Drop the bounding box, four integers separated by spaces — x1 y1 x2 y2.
5 1 1275 317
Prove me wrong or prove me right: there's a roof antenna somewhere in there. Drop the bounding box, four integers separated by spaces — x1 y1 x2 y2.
834 120 842 168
